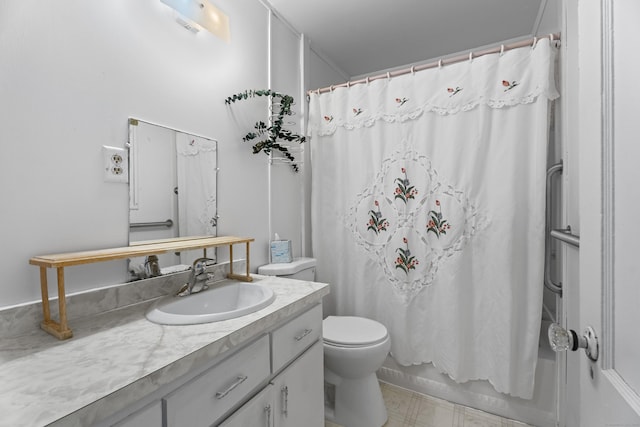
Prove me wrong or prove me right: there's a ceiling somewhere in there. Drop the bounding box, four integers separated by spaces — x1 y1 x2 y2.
266 0 550 78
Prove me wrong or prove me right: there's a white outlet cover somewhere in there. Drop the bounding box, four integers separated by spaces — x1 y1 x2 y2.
102 145 128 183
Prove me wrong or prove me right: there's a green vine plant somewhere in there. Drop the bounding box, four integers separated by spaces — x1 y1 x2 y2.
225 89 306 172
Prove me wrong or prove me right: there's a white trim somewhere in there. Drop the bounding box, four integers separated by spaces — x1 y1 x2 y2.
128 123 139 211
267 8 274 261
600 0 615 370
299 33 308 257
603 370 640 416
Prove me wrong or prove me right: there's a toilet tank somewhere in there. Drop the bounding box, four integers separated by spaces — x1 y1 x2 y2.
258 257 316 281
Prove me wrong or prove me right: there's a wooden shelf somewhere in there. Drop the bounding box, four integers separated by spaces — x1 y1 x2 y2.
29 236 255 340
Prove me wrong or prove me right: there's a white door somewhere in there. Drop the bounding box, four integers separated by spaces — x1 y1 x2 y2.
570 0 640 425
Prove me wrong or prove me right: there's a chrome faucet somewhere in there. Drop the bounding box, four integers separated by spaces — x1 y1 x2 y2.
177 257 215 297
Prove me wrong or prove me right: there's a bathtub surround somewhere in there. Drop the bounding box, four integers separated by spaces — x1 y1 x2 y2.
310 39 559 399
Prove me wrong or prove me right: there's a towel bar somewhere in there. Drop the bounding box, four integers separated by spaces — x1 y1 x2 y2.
130 219 174 229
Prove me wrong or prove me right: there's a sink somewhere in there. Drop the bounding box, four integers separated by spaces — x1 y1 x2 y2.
145 281 276 325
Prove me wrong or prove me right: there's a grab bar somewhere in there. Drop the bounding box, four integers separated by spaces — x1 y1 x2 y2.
550 227 580 247
545 162 563 295
130 219 174 229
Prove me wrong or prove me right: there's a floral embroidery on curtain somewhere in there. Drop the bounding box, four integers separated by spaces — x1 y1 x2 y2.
343 146 484 298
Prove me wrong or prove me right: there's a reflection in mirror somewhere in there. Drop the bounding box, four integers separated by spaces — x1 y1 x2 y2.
128 118 218 280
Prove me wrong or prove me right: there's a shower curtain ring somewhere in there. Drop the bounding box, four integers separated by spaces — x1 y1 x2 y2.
532 37 538 49
500 44 505 56
330 85 335 92
366 76 370 85
438 59 443 69
468 52 473 62
387 72 391 80
410 65 415 75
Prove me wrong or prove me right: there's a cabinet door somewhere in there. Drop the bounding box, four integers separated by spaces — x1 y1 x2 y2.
271 340 324 427
218 385 274 427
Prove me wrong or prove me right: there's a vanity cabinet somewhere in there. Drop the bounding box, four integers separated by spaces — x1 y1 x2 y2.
219 341 324 427
100 303 324 427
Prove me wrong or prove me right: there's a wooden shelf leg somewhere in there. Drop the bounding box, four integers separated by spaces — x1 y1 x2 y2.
40 267 73 340
246 242 250 278
39 267 51 323
226 242 253 282
57 267 69 335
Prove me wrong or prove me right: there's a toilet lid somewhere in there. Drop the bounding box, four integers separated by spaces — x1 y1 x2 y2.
323 316 388 347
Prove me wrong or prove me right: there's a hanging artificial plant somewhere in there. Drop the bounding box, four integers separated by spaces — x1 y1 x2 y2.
225 89 305 172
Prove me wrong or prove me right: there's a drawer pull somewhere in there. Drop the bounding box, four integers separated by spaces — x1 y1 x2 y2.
215 375 248 399
294 328 312 341
281 385 289 416
264 404 272 427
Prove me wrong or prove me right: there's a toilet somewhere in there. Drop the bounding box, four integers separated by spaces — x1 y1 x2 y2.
258 258 391 427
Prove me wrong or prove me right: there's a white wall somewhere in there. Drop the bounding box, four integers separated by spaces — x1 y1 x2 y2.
302 44 349 257
269 12 303 258
0 0 302 308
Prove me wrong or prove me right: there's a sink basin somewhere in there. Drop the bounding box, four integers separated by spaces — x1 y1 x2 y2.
145 281 276 325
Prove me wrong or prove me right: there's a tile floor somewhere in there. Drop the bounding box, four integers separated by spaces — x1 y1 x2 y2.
325 382 536 427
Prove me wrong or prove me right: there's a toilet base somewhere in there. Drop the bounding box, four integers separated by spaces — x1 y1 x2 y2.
325 371 387 427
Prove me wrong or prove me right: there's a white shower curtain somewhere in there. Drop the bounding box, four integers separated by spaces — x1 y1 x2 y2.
309 40 558 399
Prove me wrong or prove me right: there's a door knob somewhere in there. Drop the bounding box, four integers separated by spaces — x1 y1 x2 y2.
548 323 599 361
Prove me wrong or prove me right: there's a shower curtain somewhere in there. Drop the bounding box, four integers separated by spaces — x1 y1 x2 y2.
309 40 558 399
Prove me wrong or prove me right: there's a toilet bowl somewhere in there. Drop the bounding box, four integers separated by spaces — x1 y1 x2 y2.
257 259 391 427
323 316 391 427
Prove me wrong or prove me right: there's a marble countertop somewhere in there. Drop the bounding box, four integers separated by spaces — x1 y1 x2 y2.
0 275 329 427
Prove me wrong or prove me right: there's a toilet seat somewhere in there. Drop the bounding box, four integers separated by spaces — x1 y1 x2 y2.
323 316 389 348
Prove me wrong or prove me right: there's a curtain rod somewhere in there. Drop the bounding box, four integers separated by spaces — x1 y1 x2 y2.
308 33 561 96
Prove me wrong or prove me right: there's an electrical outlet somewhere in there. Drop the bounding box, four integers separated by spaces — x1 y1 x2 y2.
102 146 128 183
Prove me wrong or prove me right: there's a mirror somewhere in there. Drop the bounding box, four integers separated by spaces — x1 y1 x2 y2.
127 118 218 280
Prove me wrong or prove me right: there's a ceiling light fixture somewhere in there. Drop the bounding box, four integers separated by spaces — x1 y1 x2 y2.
160 0 230 42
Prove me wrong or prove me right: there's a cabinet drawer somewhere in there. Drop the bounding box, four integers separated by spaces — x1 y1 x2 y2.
271 304 322 372
164 335 270 427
